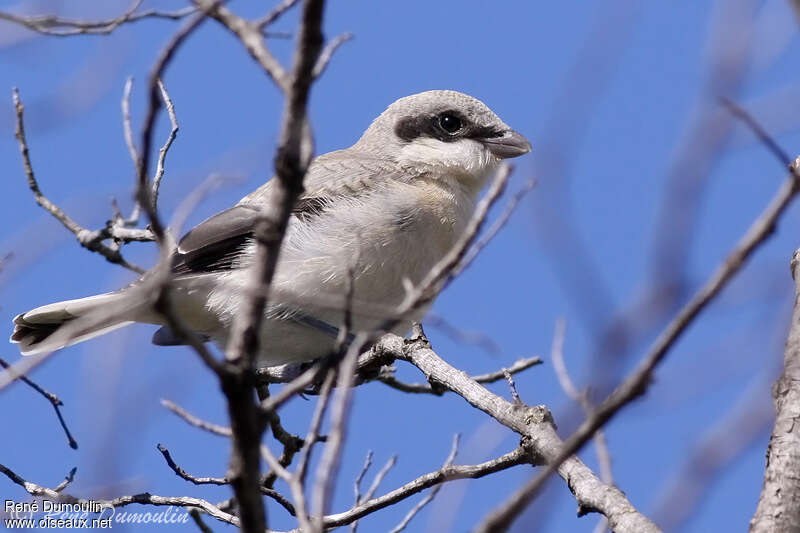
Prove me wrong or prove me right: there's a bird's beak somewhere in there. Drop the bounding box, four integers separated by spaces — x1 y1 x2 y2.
479 130 531 159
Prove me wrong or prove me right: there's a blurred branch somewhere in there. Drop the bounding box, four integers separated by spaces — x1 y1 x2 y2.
550 320 614 487
750 249 800 532
478 133 800 531
652 373 774 531
0 1 196 37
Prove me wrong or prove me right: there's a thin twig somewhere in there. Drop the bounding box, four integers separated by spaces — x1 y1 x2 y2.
378 356 542 395
0 357 77 449
151 80 179 210
312 32 352 78
312 335 364 527
364 455 398 503
157 444 297 516
12 88 144 273
286 446 527 531
161 399 232 437
550 319 614 486
255 0 302 30
389 434 460 533
350 450 373 533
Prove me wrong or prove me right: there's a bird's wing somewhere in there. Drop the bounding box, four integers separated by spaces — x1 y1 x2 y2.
171 150 413 276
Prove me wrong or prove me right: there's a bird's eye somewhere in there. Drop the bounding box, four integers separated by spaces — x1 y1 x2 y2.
438 113 462 134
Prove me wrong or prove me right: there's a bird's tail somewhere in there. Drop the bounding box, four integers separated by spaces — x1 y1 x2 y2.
11 292 137 355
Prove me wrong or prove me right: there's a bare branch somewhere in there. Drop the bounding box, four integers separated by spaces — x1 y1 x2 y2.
0 357 77 449
297 446 527 531
0 463 240 527
375 328 658 532
12 88 145 273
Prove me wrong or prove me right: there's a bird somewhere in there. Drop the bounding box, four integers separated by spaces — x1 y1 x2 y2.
11 90 531 366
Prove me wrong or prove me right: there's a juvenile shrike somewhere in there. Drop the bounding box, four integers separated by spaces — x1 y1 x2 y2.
11 90 531 366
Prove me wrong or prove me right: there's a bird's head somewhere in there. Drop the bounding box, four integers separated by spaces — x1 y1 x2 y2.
355 90 531 187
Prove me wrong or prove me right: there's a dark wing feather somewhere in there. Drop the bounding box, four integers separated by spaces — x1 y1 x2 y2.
172 205 258 275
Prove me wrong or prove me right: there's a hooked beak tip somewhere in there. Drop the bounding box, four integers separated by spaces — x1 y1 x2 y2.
480 130 531 159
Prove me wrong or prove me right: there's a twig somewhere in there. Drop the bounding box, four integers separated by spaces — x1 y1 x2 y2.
157 444 297 517
363 455 398 503
255 0 302 30
54 467 77 493
720 98 793 168
12 88 145 273
455 179 536 280
0 357 77 449
137 6 219 243
151 80 179 211
396 164 512 317
312 335 363 527
503 369 522 405
121 77 141 202
161 399 232 437
550 319 614 486
312 33 352 78
350 450 373 533
389 434 460 533
377 356 542 395
288 446 527 531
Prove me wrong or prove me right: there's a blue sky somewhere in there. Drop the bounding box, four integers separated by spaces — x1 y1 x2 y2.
1 1 800 532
